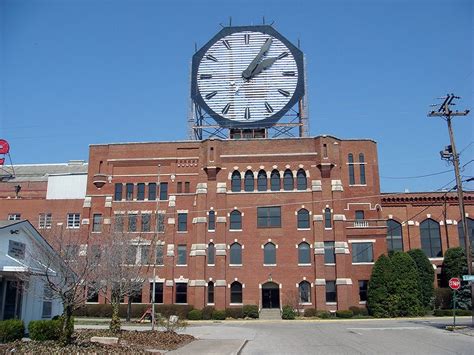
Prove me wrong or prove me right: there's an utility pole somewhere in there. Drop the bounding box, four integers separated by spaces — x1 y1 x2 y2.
428 93 472 324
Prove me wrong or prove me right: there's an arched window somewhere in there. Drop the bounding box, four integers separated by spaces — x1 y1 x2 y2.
420 219 442 257
298 242 311 264
387 219 403 252
230 243 242 265
458 217 474 254
207 243 215 265
299 281 311 303
257 170 267 191
296 169 307 190
208 210 215 231
230 281 242 304
231 171 241 192
207 281 214 304
348 154 355 185
359 153 366 185
229 210 242 230
270 170 280 191
324 208 332 229
244 170 254 192
264 242 276 265
297 209 310 229
283 169 294 191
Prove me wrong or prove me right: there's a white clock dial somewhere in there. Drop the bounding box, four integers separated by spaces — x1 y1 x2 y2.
196 31 299 123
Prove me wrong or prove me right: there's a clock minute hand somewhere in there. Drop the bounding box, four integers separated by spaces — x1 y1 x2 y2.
250 57 278 78
242 37 273 79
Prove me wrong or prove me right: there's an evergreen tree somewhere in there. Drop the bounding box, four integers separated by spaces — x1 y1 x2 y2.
367 254 396 317
407 249 435 309
442 248 472 310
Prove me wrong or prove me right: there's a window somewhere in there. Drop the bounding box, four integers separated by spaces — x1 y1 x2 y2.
323 143 328 158
326 281 337 302
270 170 280 191
324 241 335 263
359 153 366 184
67 213 80 229
141 213 151 232
177 245 187 265
420 219 442 257
177 182 182 193
352 242 374 263
148 183 157 201
126 245 138 264
150 282 164 303
114 183 123 201
137 183 145 200
130 282 143 303
458 218 474 254
257 170 267 191
208 210 215 231
159 182 168 200
156 213 165 232
185 181 190 193
175 283 187 304
128 214 137 232
207 282 215 304
140 245 149 264
324 208 332 228
283 169 294 191
387 219 403 252
87 283 99 303
264 242 276 265
126 183 134 200
297 209 310 229
114 214 124 232
177 213 187 232
92 214 102 232
244 170 254 191
296 169 307 190
299 281 311 303
42 286 53 318
348 154 355 185
229 243 242 265
355 210 365 221
231 171 241 192
298 242 311 264
230 281 242 303
38 213 52 229
229 210 242 230
359 280 368 302
155 245 164 265
207 243 215 265
257 206 281 228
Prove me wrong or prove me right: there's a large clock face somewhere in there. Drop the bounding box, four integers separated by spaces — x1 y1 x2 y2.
191 26 304 128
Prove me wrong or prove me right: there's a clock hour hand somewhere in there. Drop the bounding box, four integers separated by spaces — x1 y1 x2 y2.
250 57 278 77
242 37 273 79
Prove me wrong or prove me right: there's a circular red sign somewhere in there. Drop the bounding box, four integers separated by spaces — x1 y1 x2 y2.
449 277 461 290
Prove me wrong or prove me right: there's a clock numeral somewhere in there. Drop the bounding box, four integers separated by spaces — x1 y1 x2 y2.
265 102 274 113
222 40 231 50
199 74 212 80
221 103 231 114
244 34 250 45
205 91 218 100
244 107 251 120
282 71 296 76
277 52 289 60
278 89 290 97
205 54 218 62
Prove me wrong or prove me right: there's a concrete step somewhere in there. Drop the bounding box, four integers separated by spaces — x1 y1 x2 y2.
259 308 281 320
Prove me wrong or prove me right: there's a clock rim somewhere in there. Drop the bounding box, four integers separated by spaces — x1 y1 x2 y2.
191 25 305 129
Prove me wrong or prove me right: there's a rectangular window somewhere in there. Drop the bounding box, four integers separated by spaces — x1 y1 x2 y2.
208 211 216 231
130 282 143 303
92 213 102 232
140 245 149 264
150 282 164 303
128 214 137 232
175 283 187 304
352 242 374 263
38 213 52 229
141 213 151 232
156 213 165 232
257 206 281 228
126 183 134 201
177 182 182 193
159 182 168 200
359 280 368 302
114 183 123 201
126 245 138 264
87 283 99 303
114 214 124 232
8 213 21 221
67 213 80 229
185 182 190 193
177 244 187 265
326 281 337 303
137 183 145 200
355 210 365 221
148 183 157 201
155 245 164 265
178 213 187 232
42 286 53 318
324 241 335 263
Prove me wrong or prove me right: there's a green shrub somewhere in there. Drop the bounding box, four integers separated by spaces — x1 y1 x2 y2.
349 306 369 316
303 308 318 317
211 310 226 320
201 306 215 320
434 309 472 317
28 320 61 341
434 288 452 310
0 319 24 343
281 306 296 320
243 305 259 319
74 304 157 319
407 249 435 308
154 305 194 319
336 310 354 318
317 311 331 319
225 307 244 319
187 309 202 320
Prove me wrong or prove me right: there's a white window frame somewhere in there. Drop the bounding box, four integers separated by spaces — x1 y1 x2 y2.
67 213 80 229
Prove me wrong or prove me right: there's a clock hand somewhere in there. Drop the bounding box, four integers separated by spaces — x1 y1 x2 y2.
249 57 278 78
242 37 273 79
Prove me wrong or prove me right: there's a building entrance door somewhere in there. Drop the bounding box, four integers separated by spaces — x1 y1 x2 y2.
261 282 280 309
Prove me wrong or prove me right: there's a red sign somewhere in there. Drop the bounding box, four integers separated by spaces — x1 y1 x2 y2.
449 277 461 290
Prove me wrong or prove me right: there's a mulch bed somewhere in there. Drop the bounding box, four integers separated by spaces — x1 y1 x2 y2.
0 329 195 354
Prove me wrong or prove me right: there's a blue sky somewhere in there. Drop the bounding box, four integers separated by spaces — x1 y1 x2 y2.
0 0 472 192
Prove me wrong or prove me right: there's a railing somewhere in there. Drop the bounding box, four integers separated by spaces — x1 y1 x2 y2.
345 219 387 229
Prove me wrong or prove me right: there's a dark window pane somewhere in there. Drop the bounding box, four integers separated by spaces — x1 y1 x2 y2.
126 183 134 201
175 283 187 303
178 213 187 231
114 215 124 232
230 210 242 230
296 169 307 190
387 219 403 252
92 214 102 232
324 208 332 228
230 243 242 265
348 154 355 185
185 182 190 193
352 243 374 263
114 183 123 201
141 213 151 232
355 210 365 221
208 243 215 265
299 281 311 303
128 214 137 232
264 243 276 264
283 169 294 191
359 280 368 302
148 183 157 201
270 170 280 191
126 245 137 264
298 242 311 264
130 282 143 303
150 282 164 303
324 241 335 263
326 281 337 302
208 211 215 231
458 218 474 255
297 209 310 229
140 245 149 264
230 282 242 303
159 182 168 200
257 206 281 228
177 245 187 265
157 213 165 232
359 153 366 185
257 170 267 191
244 171 254 192
231 171 241 192
208 282 214 304
155 245 164 265
137 183 145 200
420 219 442 257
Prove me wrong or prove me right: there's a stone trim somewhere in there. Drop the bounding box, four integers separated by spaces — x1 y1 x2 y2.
196 183 208 194
315 279 326 285
165 280 174 287
192 217 207 224
104 196 112 208
217 183 227 194
83 196 92 208
215 280 227 287
167 245 174 257
336 278 353 285
311 180 322 191
331 180 343 191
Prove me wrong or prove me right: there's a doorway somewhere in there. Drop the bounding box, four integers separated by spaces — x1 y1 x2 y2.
261 282 280 309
